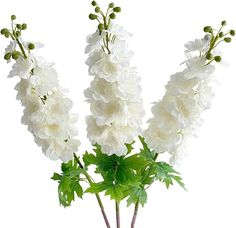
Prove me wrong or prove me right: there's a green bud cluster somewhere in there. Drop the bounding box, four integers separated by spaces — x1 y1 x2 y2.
88 1 122 54
89 1 122 26
204 20 235 65
1 14 30 61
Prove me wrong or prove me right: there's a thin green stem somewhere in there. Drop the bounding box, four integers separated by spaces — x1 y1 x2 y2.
16 38 27 59
116 201 121 228
73 154 111 228
131 153 159 228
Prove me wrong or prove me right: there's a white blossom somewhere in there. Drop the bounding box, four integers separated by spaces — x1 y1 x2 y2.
85 23 144 156
184 34 210 53
10 43 80 162
5 41 16 63
144 37 216 164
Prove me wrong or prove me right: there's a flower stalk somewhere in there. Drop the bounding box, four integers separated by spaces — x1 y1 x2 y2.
73 154 111 228
116 201 121 228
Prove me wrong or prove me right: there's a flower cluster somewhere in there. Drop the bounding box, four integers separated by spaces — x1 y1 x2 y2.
2 17 80 162
85 5 144 155
143 36 216 164
144 20 235 164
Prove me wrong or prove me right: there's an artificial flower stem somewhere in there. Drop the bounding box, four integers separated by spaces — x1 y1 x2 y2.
16 38 27 59
130 152 158 228
73 154 111 228
131 200 139 228
116 201 121 228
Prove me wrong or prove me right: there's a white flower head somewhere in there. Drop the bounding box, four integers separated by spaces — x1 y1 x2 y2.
184 34 210 53
85 22 144 156
144 36 216 164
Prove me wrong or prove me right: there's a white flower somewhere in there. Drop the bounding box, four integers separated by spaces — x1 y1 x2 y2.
85 23 144 156
22 41 44 50
8 55 35 79
5 41 16 63
144 39 216 164
184 35 210 53
29 64 59 96
10 44 80 162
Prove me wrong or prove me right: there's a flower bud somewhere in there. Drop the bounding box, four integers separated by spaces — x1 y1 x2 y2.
113 7 121 12
12 51 20 60
203 26 212 33
221 20 227 26
89 13 98 20
95 7 100 13
98 23 104 31
22 23 27 30
206 53 213 60
219 32 224 38
230 30 235 36
15 31 21 37
109 13 116 19
224 37 232 43
4 31 10 38
109 3 115 8
28 43 35 50
214 56 221 62
1 28 8 35
16 24 22 30
4 52 12 60
11 15 16 20
91 1 97 6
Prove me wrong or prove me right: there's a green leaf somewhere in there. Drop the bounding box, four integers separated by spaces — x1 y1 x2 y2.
51 173 62 181
105 184 125 202
126 186 147 207
124 154 147 172
139 136 156 162
83 151 97 166
125 141 135 154
155 162 186 190
51 159 84 207
86 181 111 194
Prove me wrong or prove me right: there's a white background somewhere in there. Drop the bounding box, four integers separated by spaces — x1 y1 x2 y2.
0 0 236 227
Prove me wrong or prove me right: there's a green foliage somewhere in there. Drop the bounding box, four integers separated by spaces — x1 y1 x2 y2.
51 160 84 207
155 162 186 190
139 136 156 162
83 137 186 207
83 143 147 203
126 186 147 207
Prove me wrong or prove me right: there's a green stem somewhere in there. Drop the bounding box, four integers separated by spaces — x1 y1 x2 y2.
116 201 121 228
131 153 159 228
102 15 111 54
16 38 27 59
73 154 111 228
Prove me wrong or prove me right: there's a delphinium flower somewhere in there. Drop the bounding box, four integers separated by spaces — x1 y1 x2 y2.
143 21 235 164
1 15 80 162
1 8 235 228
84 2 145 155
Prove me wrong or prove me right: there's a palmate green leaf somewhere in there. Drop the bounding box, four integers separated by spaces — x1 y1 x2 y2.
105 184 126 202
86 181 127 202
83 144 146 185
124 154 147 172
155 162 186 190
86 181 111 194
83 143 149 203
139 136 156 162
51 159 84 207
126 186 147 207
